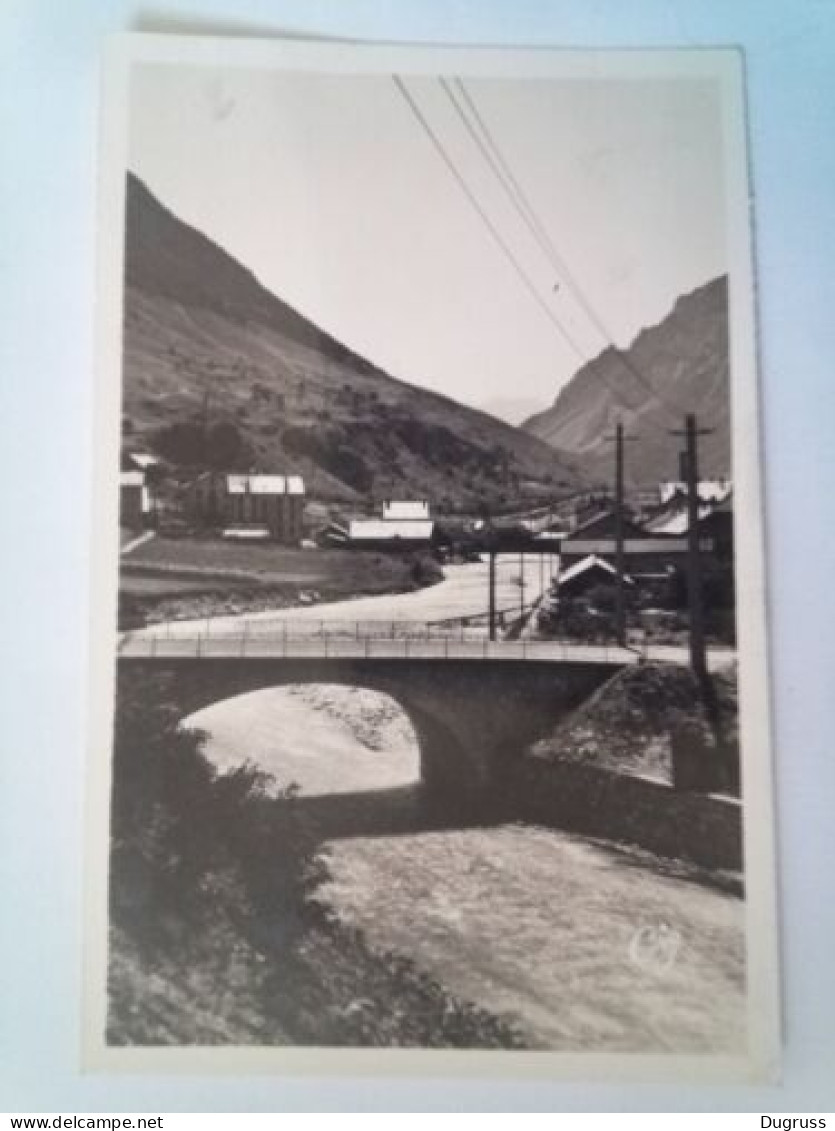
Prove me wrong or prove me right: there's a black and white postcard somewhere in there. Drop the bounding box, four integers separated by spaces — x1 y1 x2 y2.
85 34 780 1080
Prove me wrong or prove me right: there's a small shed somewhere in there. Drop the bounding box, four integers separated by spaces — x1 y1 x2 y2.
557 554 635 600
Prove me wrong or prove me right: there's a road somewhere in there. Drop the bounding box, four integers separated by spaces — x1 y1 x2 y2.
134 553 559 638
126 553 736 673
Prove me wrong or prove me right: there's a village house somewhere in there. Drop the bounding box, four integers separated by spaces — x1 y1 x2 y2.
190 472 305 544
556 554 637 601
658 478 732 506
322 499 435 550
345 516 435 550
119 452 160 530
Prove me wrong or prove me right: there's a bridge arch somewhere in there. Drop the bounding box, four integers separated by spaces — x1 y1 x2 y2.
117 655 621 799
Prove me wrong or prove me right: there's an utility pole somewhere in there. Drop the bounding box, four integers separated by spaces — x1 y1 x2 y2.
604 423 637 647
670 413 713 682
201 388 211 469
483 507 497 641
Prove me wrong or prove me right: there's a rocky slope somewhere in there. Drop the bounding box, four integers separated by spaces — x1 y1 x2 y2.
122 174 585 509
523 276 730 485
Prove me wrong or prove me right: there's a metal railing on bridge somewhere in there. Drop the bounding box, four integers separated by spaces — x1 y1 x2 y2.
118 629 636 665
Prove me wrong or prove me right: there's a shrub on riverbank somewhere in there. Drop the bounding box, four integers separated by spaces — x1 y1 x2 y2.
108 671 526 1048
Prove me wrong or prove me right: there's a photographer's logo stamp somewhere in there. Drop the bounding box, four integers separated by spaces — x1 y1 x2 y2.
629 923 682 972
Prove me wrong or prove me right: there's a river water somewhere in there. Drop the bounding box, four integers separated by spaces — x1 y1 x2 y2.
139 553 558 638
188 683 746 1053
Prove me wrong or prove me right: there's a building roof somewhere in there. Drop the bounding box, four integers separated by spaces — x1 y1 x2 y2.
128 452 160 470
382 500 430 520
559 554 635 587
348 519 434 541
659 479 731 505
570 508 644 540
226 474 305 496
643 502 714 535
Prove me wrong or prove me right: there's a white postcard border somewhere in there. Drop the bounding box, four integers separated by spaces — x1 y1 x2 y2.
83 32 781 1082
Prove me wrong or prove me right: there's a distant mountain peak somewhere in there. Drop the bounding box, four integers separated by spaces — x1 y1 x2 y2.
522 275 730 485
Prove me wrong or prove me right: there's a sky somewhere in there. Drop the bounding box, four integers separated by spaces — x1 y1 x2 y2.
129 63 726 414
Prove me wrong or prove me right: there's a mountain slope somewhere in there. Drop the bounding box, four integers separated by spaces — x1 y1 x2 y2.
122 173 586 509
523 277 730 485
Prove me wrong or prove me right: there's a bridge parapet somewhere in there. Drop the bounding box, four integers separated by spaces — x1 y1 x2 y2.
119 631 640 666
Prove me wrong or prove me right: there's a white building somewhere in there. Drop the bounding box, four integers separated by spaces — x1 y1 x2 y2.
658 479 731 505
382 499 430 521
348 518 434 546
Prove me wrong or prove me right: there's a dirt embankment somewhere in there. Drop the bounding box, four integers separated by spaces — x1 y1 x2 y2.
119 544 443 629
505 661 743 873
530 661 739 789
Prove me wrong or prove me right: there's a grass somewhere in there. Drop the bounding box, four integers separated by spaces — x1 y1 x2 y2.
126 536 431 590
119 536 442 627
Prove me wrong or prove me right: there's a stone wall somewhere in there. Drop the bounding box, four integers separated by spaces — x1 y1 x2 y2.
502 755 743 872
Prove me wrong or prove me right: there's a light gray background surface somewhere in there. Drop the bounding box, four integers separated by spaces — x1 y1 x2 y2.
2 0 833 1113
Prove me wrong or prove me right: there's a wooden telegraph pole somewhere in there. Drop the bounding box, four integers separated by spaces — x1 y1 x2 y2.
201 388 211 466
604 423 636 647
671 413 713 682
484 508 497 641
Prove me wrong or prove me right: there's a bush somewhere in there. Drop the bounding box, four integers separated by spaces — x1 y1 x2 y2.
110 671 326 956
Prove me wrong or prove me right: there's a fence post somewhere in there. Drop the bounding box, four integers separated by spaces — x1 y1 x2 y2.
196 633 202 658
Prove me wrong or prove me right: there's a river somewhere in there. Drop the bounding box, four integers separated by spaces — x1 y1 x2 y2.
138 553 558 637
187 682 746 1053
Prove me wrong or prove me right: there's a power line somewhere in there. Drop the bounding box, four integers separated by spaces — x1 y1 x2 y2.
392 75 588 363
439 77 561 283
398 75 667 437
395 74 688 448
451 77 697 425
438 77 677 438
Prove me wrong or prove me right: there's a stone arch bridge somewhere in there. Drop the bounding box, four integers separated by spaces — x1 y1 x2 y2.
117 652 624 797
